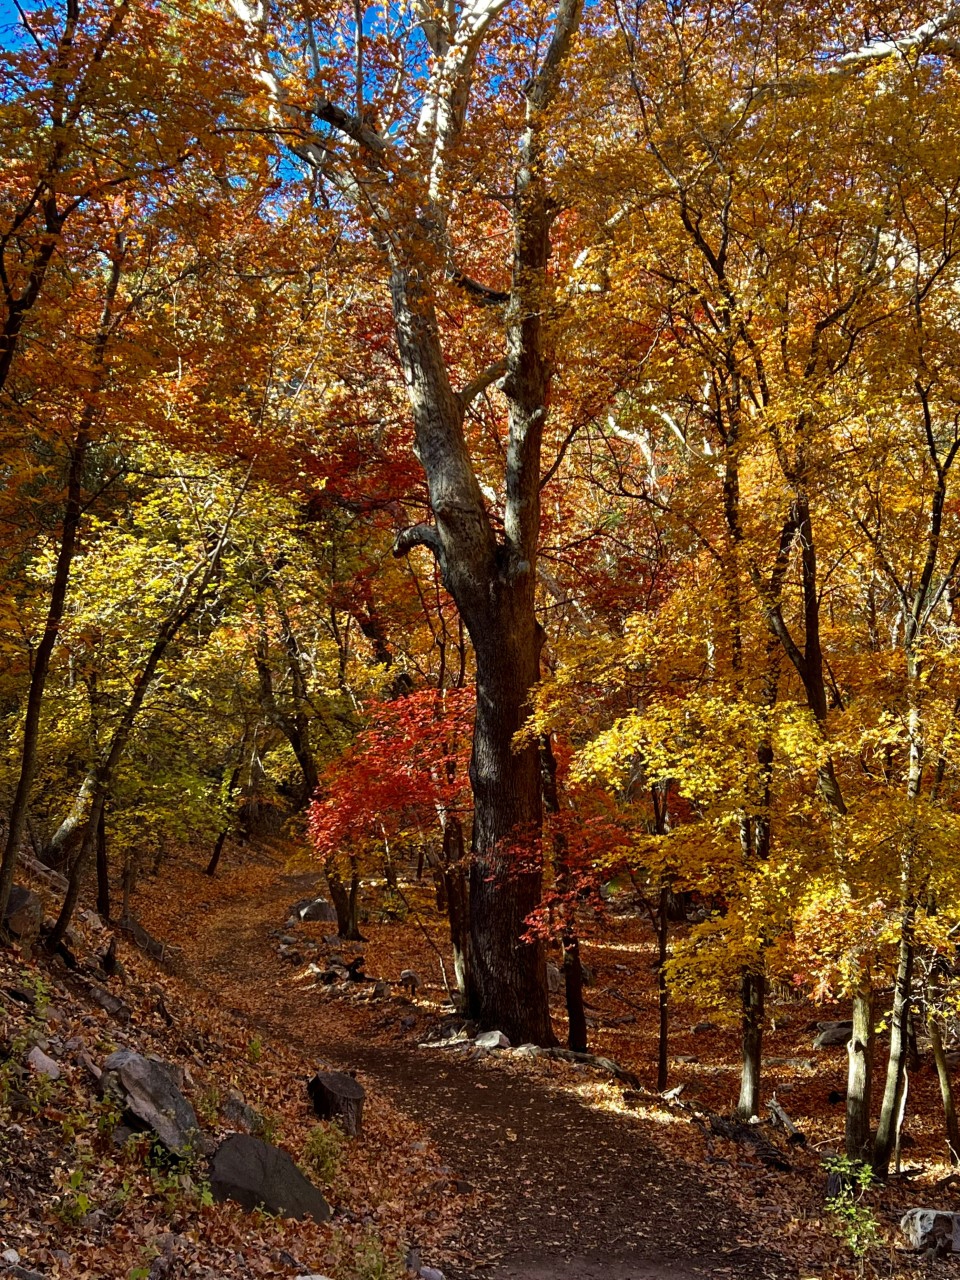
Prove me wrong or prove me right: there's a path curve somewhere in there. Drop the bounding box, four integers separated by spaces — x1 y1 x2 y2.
150 854 789 1280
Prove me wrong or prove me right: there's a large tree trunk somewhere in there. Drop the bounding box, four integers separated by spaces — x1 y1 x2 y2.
467 621 553 1044
845 984 873 1161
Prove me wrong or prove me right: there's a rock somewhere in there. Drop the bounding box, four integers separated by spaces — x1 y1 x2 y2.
1 1250 20 1265
675 1054 699 1064
400 969 424 994
475 1030 510 1049
3 885 41 941
298 898 338 924
210 1134 330 1221
89 984 131 1023
546 963 562 994
308 1070 365 1136
692 1021 718 1034
419 1268 445 1280
513 1043 541 1058
580 963 594 986
3 1268 45 1280
100 1049 201 1153
372 979 390 999
813 1020 853 1048
223 1089 265 1136
26 1046 61 1080
901 1208 960 1253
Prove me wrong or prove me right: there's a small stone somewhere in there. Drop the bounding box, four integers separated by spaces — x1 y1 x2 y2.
419 1267 445 1280
2 1248 21 1264
691 1021 718 1034
475 1030 510 1050
675 1054 699 1064
26 1046 61 1080
546 963 562 994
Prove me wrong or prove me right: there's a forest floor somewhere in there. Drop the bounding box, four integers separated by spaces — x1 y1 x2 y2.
131 835 960 1280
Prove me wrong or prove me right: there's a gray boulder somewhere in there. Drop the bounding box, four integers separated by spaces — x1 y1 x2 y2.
546 963 562 994
814 1020 853 1048
3 886 41 942
475 1030 510 1049
26 1046 60 1080
298 898 338 924
101 1049 201 1153
210 1134 330 1221
901 1208 960 1253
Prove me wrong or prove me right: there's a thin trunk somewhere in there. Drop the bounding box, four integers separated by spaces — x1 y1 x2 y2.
326 865 364 941
0 251 124 921
873 904 915 1176
206 739 246 876
737 968 764 1120
440 815 471 1004
205 830 228 879
928 982 960 1165
656 882 669 1092
540 734 586 1052
845 984 873 1162
48 474 248 947
95 801 109 923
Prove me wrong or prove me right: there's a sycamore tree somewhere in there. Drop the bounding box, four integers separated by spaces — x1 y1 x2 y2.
220 0 608 1042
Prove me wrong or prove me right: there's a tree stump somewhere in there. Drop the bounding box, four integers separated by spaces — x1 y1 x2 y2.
308 1071 365 1136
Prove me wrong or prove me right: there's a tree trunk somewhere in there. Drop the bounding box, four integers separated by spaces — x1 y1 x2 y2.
845 984 873 1162
540 733 586 1051
206 829 229 879
656 882 670 1091
326 866 364 941
737 967 764 1119
0 252 124 924
873 906 915 1176
206 743 246 876
95 801 110 923
928 984 960 1165
44 773 96 869
439 815 472 1004
47 482 246 948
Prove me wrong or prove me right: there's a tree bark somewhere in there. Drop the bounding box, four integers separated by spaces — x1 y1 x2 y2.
873 904 915 1176
928 979 960 1165
95 801 110 923
737 968 764 1119
326 864 364 941
540 734 587 1052
439 814 472 1004
656 882 670 1092
845 984 873 1161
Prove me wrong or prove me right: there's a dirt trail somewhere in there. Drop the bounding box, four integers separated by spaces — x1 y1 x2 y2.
153 852 789 1280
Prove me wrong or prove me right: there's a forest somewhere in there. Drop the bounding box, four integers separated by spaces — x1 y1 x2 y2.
4 0 960 1276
